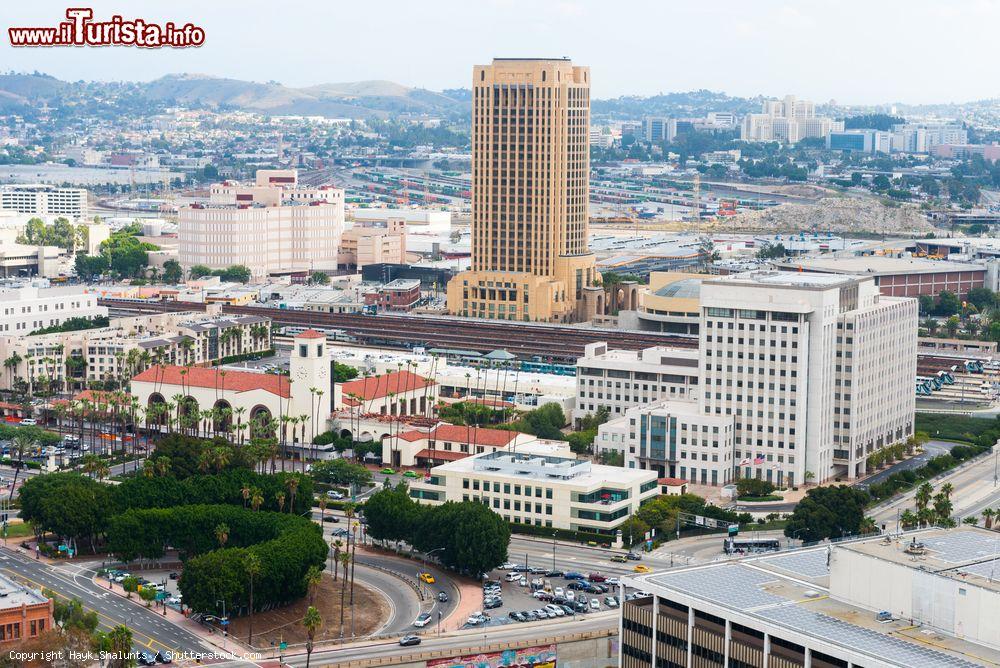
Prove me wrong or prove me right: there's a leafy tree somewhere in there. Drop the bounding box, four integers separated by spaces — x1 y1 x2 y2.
364 483 421 545
74 253 109 280
121 576 139 599
755 243 787 260
412 500 510 577
966 287 996 312
162 259 184 284
933 290 961 316
736 478 776 498
618 516 650 548
783 486 870 542
872 174 892 191
917 295 934 316
310 459 372 488
139 586 157 607
308 272 330 285
218 265 252 284
332 362 358 384
189 264 213 279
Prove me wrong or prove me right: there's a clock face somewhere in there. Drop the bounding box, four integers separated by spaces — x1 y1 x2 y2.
295 367 309 380
318 366 328 379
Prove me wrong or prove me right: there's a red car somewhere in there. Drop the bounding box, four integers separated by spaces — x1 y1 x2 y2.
588 573 607 583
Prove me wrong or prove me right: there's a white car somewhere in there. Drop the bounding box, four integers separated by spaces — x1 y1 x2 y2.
590 598 600 610
545 604 565 617
518 577 528 587
19 419 36 426
326 490 345 500
505 572 521 582
166 595 182 606
413 613 432 628
565 590 575 601
553 586 564 597
501 562 516 570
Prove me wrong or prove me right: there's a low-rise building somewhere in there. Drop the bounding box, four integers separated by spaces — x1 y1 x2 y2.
337 369 437 417
1 184 87 217
381 422 562 468
621 526 1000 668
409 445 659 535
0 573 53 645
339 218 407 270
0 285 105 335
363 278 421 312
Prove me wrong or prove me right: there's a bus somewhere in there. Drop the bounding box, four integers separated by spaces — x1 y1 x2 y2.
723 537 781 555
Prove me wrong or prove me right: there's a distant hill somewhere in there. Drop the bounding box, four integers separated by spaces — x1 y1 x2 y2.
0 72 468 119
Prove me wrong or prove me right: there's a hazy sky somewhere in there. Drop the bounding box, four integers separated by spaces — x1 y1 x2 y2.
3 0 999 104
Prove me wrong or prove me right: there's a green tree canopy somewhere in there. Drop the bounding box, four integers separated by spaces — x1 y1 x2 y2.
310 459 372 488
783 485 870 542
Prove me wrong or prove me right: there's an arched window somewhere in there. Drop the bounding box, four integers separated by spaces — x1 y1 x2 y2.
542 71 546 82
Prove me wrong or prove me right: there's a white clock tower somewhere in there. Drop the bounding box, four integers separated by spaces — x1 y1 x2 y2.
288 329 330 441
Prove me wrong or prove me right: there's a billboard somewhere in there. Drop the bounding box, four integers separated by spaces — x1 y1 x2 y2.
426 644 557 668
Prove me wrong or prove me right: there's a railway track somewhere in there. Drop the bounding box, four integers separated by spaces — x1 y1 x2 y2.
99 299 698 361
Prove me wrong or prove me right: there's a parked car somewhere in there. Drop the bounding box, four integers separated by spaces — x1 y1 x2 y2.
402 471 418 478
590 598 601 611
588 573 607 582
168 572 179 580
564 571 585 580
501 562 517 570
484 597 503 609
545 604 565 617
545 570 564 577
565 590 575 602
413 613 432 628
574 600 589 613
399 634 421 646
524 610 539 621
137 652 156 666
560 604 575 615
553 586 564 597
604 596 620 608
505 572 521 582
19 419 36 426
380 468 396 475
518 577 528 587
437 591 449 603
326 490 345 500
529 567 546 574
532 590 552 601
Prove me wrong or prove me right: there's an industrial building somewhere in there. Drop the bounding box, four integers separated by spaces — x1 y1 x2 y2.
775 256 986 299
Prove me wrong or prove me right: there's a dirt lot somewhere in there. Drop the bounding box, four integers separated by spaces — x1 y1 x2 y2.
225 573 387 645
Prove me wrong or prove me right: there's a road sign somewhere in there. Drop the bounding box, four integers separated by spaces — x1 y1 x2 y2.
279 641 287 650
220 618 229 626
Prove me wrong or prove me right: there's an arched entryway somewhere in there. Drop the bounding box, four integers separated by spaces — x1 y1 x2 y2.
213 399 233 435
249 405 274 439
146 393 167 429
178 396 199 434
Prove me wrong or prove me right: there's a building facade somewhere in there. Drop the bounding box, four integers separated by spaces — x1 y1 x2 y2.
338 218 406 269
0 573 52 646
0 184 87 217
599 271 917 486
447 58 601 323
0 285 105 336
178 169 345 280
363 278 421 312
741 96 842 144
382 422 562 468
574 342 699 424
776 256 986 299
409 446 659 535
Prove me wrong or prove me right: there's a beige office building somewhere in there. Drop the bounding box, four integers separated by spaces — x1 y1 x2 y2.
338 218 406 269
179 169 344 280
447 58 601 322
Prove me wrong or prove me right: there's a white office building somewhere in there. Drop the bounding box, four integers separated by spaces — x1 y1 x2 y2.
890 123 968 154
599 271 917 486
574 342 699 424
1 184 87 217
741 96 842 144
0 285 105 335
409 444 659 536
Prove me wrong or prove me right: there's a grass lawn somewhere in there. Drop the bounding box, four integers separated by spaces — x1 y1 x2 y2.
737 495 783 502
4 522 34 539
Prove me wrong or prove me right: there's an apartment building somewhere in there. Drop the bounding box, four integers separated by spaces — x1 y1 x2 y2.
363 278 421 312
0 311 272 392
0 285 105 336
599 271 917 486
179 169 345 280
446 58 602 323
620 527 1000 668
891 123 968 153
0 184 87 217
409 445 659 535
573 342 699 424
642 117 677 143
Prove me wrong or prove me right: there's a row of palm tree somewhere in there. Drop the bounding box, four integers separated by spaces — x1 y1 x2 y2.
900 481 956 528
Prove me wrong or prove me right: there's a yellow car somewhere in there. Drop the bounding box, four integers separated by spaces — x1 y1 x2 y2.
633 565 652 574
419 572 436 584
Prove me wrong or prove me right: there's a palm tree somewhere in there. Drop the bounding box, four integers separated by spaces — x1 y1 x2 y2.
304 565 322 606
241 484 251 508
859 516 877 535
338 552 351 638
245 551 261 646
303 605 323 668
318 496 328 524
900 509 917 529
286 476 299 513
250 487 264 512
276 491 286 513
107 625 133 668
215 523 230 548
331 538 343 582
940 482 954 501
7 432 34 500
915 482 934 511
983 508 995 530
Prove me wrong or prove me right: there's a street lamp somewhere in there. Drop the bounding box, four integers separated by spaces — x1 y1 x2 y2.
551 531 557 572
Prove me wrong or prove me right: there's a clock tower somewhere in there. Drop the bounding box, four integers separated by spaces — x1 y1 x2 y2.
288 329 330 442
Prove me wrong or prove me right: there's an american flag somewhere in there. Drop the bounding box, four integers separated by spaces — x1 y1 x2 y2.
753 455 765 465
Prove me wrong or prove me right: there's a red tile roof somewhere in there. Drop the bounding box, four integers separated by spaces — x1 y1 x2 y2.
340 370 435 401
296 329 326 339
397 423 519 448
414 448 469 462
132 365 291 398
658 477 688 487
74 390 132 405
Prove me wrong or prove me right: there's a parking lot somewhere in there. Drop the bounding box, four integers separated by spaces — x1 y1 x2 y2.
461 564 644 629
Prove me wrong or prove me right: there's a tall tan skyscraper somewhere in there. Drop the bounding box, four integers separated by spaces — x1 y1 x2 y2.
447 58 601 322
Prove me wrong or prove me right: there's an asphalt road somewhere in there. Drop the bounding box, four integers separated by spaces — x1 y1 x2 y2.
854 440 959 490
0 544 210 655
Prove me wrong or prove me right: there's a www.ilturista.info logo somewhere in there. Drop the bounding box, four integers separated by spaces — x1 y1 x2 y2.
9 8 205 48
